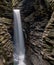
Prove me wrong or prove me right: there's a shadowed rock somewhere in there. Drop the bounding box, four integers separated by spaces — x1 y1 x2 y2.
42 12 54 65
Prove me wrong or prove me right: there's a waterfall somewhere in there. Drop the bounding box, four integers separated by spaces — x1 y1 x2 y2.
13 9 26 65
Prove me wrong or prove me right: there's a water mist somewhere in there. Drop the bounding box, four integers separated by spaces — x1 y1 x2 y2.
13 9 26 65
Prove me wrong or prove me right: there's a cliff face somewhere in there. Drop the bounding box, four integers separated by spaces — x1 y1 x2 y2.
0 0 54 65
16 0 54 65
0 0 12 18
42 12 54 65
0 0 13 65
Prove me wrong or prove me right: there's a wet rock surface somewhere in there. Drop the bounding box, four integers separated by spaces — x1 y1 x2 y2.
16 0 54 65
0 0 54 65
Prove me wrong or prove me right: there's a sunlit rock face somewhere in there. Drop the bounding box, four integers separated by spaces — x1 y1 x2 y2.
0 0 13 65
0 17 13 37
0 23 13 65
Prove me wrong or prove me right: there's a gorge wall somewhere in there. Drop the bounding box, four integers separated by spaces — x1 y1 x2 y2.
0 0 54 65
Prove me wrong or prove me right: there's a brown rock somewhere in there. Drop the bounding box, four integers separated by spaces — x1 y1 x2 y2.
42 12 54 64
0 23 13 65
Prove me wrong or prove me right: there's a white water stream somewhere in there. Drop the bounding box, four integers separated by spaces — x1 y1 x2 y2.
13 9 26 65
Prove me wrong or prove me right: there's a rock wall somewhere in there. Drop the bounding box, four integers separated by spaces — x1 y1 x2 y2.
0 0 54 65
0 0 13 65
15 0 54 65
42 12 54 65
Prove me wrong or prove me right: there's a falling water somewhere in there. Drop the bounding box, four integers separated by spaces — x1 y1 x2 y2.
13 9 26 65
